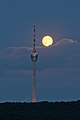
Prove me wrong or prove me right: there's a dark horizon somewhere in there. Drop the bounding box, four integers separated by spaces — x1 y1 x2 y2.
0 100 80 120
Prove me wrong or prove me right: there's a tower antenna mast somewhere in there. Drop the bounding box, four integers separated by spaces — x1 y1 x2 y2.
31 25 38 103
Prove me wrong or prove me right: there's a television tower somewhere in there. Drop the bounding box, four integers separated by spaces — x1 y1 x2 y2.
31 25 38 103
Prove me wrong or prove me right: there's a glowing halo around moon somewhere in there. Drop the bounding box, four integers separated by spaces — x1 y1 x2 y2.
42 36 53 47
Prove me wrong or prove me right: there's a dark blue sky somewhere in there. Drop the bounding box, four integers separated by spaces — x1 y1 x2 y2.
0 0 80 102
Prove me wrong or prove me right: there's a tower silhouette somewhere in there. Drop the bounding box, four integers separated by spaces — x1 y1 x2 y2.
31 25 38 102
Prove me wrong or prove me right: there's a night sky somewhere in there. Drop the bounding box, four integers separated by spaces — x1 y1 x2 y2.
0 0 80 102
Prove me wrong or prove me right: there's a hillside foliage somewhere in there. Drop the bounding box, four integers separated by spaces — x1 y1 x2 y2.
0 100 80 120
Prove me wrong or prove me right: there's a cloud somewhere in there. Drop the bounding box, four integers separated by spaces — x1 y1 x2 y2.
0 47 32 58
4 69 32 79
0 68 32 82
54 38 78 47
0 38 79 59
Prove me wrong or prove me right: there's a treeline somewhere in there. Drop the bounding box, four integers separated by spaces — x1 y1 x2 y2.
0 100 80 120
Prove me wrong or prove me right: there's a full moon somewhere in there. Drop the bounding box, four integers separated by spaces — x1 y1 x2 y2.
42 36 53 47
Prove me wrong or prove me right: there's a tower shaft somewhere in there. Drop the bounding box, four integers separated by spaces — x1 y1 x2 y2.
31 25 38 103
32 62 36 102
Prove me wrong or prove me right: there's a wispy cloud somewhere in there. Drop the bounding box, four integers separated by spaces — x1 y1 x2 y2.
0 38 79 58
6 69 32 77
0 47 32 58
53 38 78 47
0 68 32 82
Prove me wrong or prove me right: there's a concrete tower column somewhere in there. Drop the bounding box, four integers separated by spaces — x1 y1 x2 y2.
31 25 38 103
